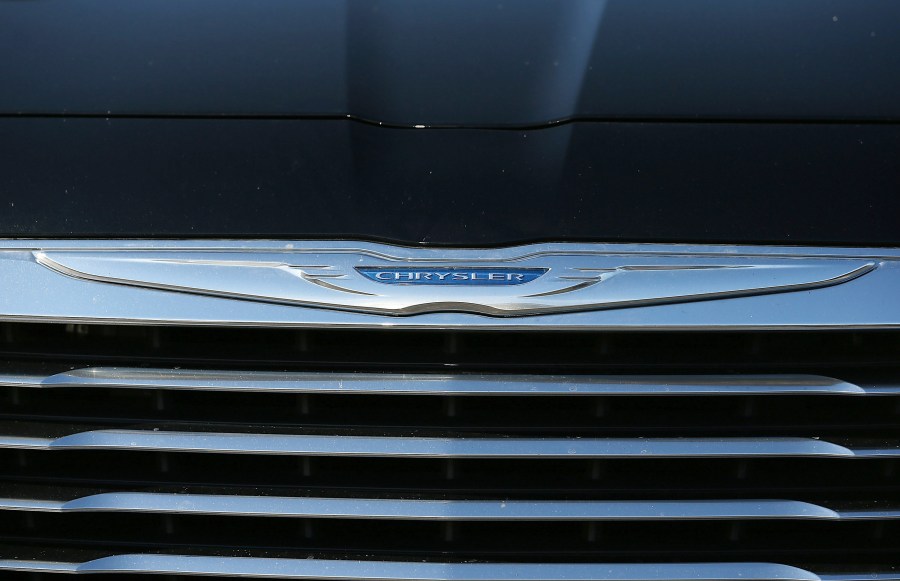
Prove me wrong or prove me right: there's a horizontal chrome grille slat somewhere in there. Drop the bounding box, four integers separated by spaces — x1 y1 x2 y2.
1 493 897 521
2 430 896 458
5 368 896 396
0 555 890 580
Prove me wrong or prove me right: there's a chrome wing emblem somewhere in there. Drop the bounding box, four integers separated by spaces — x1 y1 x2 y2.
34 248 875 317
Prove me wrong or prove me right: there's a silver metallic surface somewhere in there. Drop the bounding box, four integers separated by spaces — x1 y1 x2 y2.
32 246 874 317
7 367 900 396
0 556 895 580
4 367 897 395
1 493 896 521
2 430 896 458
0 240 897 328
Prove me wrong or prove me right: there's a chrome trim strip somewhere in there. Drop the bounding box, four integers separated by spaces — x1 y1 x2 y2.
2 431 895 458
32 248 876 316
3 239 900 259
1 494 897 521
0 556 855 580
0 240 898 328
6 368 898 396
0 559 78 573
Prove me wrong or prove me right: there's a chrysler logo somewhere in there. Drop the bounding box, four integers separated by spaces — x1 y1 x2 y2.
356 267 547 286
32 245 876 317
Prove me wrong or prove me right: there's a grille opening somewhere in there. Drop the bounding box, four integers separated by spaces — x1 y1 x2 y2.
1 513 899 564
0 322 898 376
2 451 898 503
3 387 900 438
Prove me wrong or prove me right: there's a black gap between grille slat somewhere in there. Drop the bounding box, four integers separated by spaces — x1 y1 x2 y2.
1 515 899 564
0 324 898 376
3 388 900 438
1 451 898 503
0 543 897 576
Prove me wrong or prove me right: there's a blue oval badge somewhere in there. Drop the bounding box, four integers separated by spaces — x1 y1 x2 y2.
356 267 548 286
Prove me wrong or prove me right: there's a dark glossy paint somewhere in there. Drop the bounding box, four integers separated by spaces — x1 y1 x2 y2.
1 0 899 124
1 0 898 245
1 118 897 246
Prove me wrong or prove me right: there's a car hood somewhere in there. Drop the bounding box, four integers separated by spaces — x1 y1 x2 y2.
1 0 899 125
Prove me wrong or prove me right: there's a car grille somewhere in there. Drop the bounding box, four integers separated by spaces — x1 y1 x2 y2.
0 322 897 579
